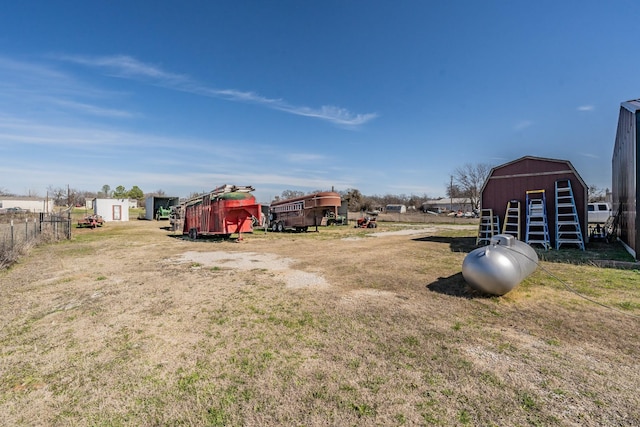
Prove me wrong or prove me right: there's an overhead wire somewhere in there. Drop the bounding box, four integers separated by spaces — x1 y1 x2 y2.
499 243 640 320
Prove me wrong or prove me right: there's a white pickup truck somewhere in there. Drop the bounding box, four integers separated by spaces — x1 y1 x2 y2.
588 202 612 224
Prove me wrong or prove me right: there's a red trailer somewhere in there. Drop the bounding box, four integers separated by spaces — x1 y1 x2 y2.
182 185 261 239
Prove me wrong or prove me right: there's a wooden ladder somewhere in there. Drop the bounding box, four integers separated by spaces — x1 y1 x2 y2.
502 199 521 240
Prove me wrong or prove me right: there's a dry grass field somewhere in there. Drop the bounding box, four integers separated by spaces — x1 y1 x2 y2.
1 217 639 426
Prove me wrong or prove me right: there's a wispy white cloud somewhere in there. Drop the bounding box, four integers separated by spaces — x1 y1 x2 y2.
0 115 145 148
0 55 137 120
55 54 188 83
286 153 327 163
50 99 136 118
514 120 533 131
56 54 378 127
577 104 595 112
0 114 256 167
580 152 599 159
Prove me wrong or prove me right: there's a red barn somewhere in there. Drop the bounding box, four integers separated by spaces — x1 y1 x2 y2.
480 156 588 247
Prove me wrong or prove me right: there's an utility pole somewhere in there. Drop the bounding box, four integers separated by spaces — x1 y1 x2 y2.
450 175 453 212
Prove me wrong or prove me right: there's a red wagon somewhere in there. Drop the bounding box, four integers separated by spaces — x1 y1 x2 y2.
182 185 261 239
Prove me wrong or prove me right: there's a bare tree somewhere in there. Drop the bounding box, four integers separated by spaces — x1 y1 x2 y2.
444 178 463 198
77 190 97 206
452 163 493 209
47 185 68 206
588 185 609 202
0 187 14 196
340 188 363 211
280 189 305 200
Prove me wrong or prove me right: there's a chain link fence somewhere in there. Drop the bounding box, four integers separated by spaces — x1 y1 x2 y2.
0 212 71 268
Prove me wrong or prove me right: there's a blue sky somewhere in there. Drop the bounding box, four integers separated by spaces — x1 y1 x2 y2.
0 1 637 203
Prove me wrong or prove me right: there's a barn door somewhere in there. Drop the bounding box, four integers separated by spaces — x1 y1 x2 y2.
113 205 122 221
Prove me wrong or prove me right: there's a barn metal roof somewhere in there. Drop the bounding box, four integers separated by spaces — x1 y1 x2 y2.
621 99 640 113
481 155 587 194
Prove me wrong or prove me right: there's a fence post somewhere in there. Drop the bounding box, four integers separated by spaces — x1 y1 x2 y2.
10 220 14 250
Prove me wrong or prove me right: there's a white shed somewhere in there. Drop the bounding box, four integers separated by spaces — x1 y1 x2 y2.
93 198 130 222
0 197 53 213
385 204 407 213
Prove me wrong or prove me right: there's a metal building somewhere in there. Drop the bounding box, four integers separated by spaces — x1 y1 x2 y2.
93 198 130 222
145 196 180 221
480 156 588 247
612 99 640 259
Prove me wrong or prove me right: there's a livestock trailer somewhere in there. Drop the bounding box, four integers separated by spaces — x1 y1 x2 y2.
182 184 261 239
269 191 342 232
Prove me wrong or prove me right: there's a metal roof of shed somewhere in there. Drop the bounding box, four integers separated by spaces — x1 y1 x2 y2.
481 155 586 194
621 99 640 113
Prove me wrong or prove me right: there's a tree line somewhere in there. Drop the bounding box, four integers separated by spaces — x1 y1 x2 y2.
0 185 166 208
276 162 610 212
0 161 610 210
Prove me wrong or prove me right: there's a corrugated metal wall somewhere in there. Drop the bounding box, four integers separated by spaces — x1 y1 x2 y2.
612 104 638 258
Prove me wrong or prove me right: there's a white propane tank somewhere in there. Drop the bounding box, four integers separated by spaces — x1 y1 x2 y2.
462 234 538 295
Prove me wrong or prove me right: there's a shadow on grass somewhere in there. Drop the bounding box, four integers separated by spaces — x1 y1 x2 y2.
412 236 477 254
166 233 235 243
534 240 639 268
426 272 494 299
416 235 639 270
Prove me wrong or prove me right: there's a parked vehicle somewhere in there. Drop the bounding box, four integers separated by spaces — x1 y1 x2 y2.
326 211 347 226
155 206 171 220
77 215 104 228
588 202 612 224
355 216 377 228
6 207 27 213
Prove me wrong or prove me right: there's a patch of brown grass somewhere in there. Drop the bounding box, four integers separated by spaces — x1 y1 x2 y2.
0 220 638 426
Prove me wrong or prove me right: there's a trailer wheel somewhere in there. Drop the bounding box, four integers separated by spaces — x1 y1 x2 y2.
188 228 198 240
271 222 278 232
276 222 284 232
